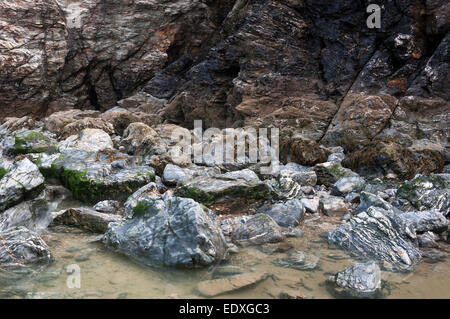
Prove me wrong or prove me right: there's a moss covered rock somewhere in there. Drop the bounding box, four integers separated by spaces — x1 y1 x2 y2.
10 130 56 155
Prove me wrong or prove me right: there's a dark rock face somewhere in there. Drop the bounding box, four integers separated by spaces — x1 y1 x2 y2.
328 206 422 272
103 195 229 268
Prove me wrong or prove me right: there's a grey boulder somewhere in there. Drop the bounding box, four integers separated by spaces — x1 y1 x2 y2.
231 214 285 246
257 199 305 227
104 196 228 268
328 206 421 272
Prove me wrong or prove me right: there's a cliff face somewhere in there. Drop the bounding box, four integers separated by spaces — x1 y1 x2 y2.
0 0 449 175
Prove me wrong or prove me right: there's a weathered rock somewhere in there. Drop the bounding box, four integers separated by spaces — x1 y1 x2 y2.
52 208 122 233
272 251 320 271
355 191 397 215
104 196 229 268
280 136 329 166
257 199 305 227
331 176 366 196
162 164 220 186
175 169 272 204
394 174 449 215
93 200 122 215
399 210 448 234
123 183 163 217
196 272 269 297
330 261 382 298
418 231 439 248
300 197 320 214
276 165 317 187
313 162 359 187
4 130 56 155
40 149 155 203
231 214 284 246
0 227 53 284
319 195 348 216
58 129 114 153
0 194 52 233
267 172 302 200
328 206 421 272
60 118 115 139
0 158 45 212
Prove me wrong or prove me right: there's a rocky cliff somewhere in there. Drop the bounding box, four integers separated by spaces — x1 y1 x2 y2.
0 0 449 177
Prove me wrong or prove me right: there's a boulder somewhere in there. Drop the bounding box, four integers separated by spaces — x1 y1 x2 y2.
39 149 155 203
58 129 114 153
162 164 220 186
313 162 359 187
394 174 449 215
319 194 348 216
257 199 305 227
0 194 52 233
231 214 284 246
0 158 45 212
175 169 272 204
52 208 122 233
4 130 56 155
328 206 421 272
104 196 228 268
0 227 53 284
331 176 366 196
93 200 122 215
300 197 320 214
329 261 382 298
398 210 448 234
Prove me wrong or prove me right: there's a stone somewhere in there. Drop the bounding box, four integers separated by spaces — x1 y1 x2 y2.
175 169 272 204
104 196 228 268
313 162 359 187
398 210 448 234
0 194 52 233
0 158 45 212
231 214 284 246
328 206 421 272
58 129 114 153
355 191 396 215
0 227 53 284
211 265 244 279
331 176 366 196
330 261 382 298
196 272 269 297
300 197 320 214
257 199 305 227
319 195 348 216
52 208 122 233
93 200 122 215
5 130 57 155
267 172 302 200
272 251 320 271
41 149 155 203
418 232 439 248
394 174 449 215
162 164 220 186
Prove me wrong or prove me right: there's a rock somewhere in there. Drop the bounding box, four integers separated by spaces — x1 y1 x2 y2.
162 164 220 186
0 193 52 233
0 117 37 138
0 227 53 284
330 261 381 298
421 249 447 263
218 215 250 237
272 251 320 271
300 197 320 214
60 118 115 139
280 136 329 166
394 174 449 215
58 129 114 153
104 196 228 268
342 141 444 179
257 199 305 227
258 242 293 255
93 200 122 215
0 158 45 212
331 176 366 196
267 172 302 200
355 191 396 215
196 272 269 297
313 162 359 187
5 130 56 155
123 182 163 217
276 166 317 187
328 206 421 272
418 232 439 248
52 208 122 233
319 195 348 216
399 210 448 234
42 149 155 203
231 214 284 246
175 169 272 204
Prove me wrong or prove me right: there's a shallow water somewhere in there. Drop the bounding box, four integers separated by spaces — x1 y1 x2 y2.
4 211 448 299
